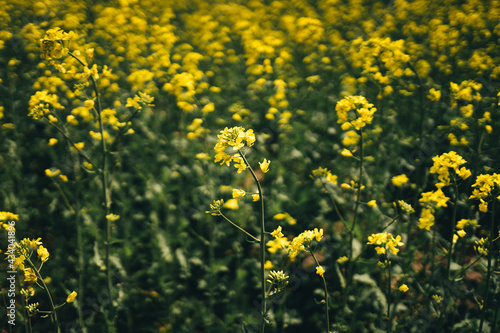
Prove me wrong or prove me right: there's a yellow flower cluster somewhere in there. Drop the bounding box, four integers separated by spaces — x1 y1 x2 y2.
273 212 296 225
311 167 338 185
336 95 377 131
287 228 324 260
367 232 404 255
213 127 255 172
391 174 409 187
418 151 470 230
39 27 74 60
469 173 500 213
429 151 471 187
28 90 64 120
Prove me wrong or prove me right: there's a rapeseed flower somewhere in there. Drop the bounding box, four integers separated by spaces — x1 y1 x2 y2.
391 174 409 187
469 173 500 212
66 291 77 303
336 95 377 131
367 232 404 255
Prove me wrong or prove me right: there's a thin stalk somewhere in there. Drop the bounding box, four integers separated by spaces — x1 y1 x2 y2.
44 120 95 168
387 262 392 333
239 151 266 333
52 181 76 214
68 51 114 320
347 127 364 284
26 257 60 333
219 212 260 242
446 180 459 280
320 181 351 233
309 249 330 333
478 201 495 333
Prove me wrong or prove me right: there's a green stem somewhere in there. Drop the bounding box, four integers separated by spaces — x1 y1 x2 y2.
478 201 495 333
44 119 95 168
239 150 266 332
219 212 260 242
309 249 330 333
26 257 60 333
347 127 364 283
446 180 459 280
387 261 392 333
320 181 351 233
69 51 114 321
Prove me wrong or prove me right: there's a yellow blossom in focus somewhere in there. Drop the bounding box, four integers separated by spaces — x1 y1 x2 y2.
259 159 271 173
399 284 409 292
316 265 325 277
37 245 49 262
271 226 284 239
24 268 37 283
252 194 260 201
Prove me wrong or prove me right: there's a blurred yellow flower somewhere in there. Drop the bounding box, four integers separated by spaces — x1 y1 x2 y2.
66 291 77 303
223 198 239 210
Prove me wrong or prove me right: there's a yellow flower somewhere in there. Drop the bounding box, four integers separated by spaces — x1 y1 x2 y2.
48 138 58 146
367 200 377 207
252 194 260 202
14 255 26 271
37 245 49 262
271 226 284 239
84 100 94 109
24 268 37 283
45 169 61 177
106 214 120 222
341 148 353 157
311 167 337 184
202 102 215 113
59 174 68 182
223 198 239 210
391 174 409 187
427 88 441 101
66 291 77 303
232 189 246 198
337 256 349 264
399 284 409 292
259 158 271 173
316 265 325 277
433 294 443 303
264 260 274 269
74 142 84 150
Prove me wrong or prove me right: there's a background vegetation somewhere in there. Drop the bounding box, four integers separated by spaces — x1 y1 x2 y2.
1 0 499 332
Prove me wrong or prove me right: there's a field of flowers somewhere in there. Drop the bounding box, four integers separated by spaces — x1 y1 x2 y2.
1 0 500 332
